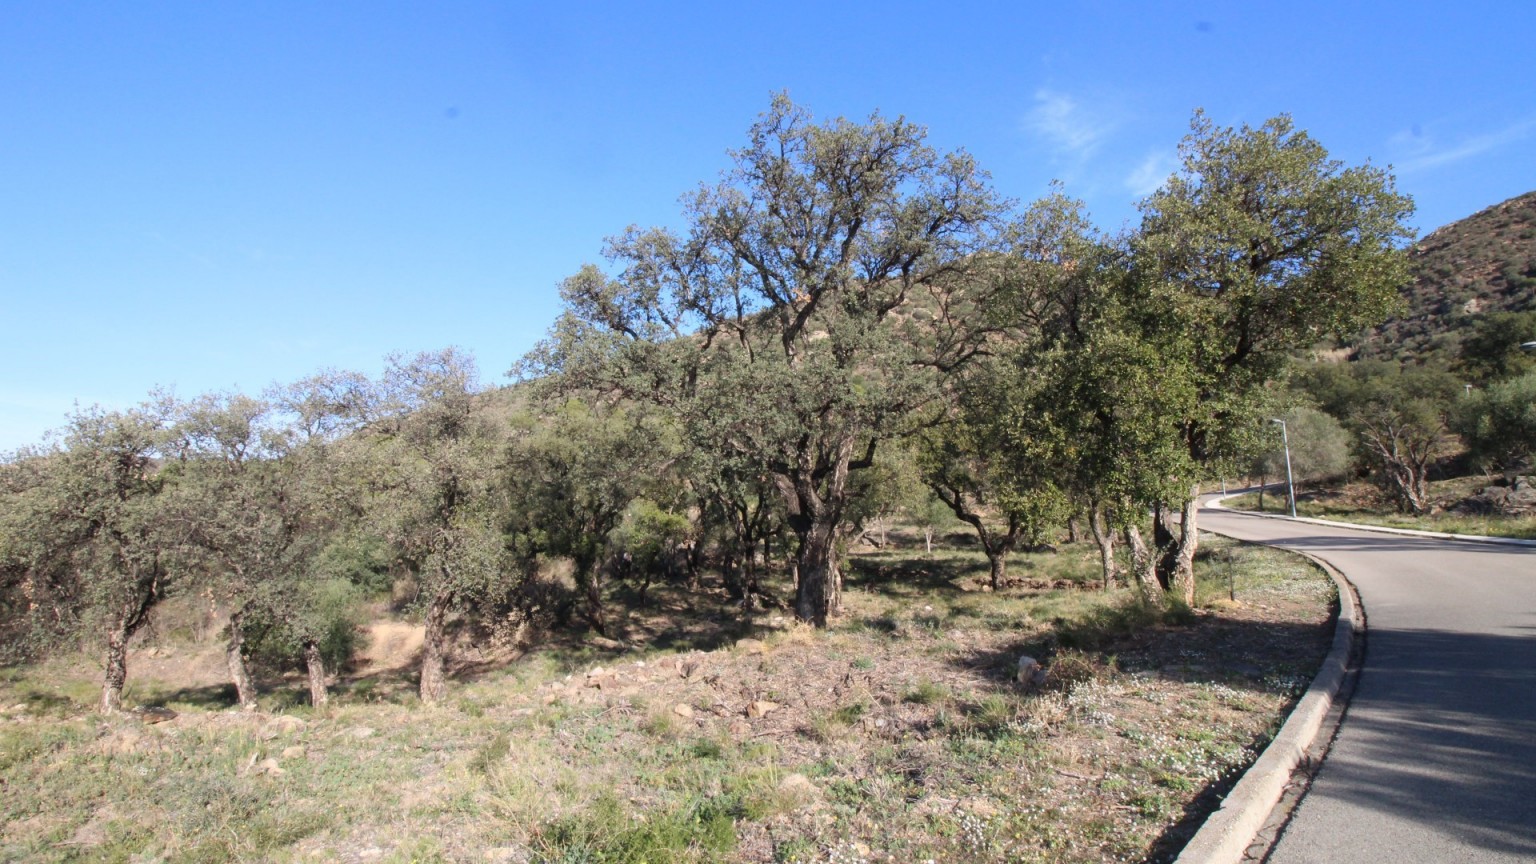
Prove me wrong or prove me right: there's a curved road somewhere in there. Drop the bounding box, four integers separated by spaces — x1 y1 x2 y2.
1199 506 1536 863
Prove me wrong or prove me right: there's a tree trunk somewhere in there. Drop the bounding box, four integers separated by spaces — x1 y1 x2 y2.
923 527 933 556
100 581 158 715
1089 504 1119 589
1122 524 1163 607
101 624 131 714
743 555 762 612
986 550 1007 591
303 641 330 709
1169 491 1199 605
1066 516 1080 544
636 561 653 607
1370 434 1434 516
1153 504 1178 591
829 556 843 617
722 552 745 601
1153 486 1200 602
579 562 607 636
1408 471 1429 514
794 518 839 627
782 436 860 628
419 592 452 705
1387 459 1431 515
685 541 704 593
225 610 259 710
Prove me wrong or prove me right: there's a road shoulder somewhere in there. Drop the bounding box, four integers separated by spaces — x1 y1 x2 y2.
1175 525 1364 864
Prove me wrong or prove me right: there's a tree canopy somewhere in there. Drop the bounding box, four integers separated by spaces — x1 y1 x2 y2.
0 98 1429 712
528 95 1022 625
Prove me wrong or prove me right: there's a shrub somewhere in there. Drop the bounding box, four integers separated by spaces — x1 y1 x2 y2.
1455 370 1536 472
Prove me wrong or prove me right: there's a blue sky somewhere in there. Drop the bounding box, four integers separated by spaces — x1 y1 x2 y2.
3 1 1533 450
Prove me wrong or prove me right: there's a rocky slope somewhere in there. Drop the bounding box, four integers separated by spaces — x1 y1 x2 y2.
1352 190 1536 362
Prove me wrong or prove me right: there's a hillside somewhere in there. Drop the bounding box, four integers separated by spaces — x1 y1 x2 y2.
1353 190 1536 362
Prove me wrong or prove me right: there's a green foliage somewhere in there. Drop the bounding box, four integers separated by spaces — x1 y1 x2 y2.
973 113 1415 600
1251 404 1353 486
845 443 925 542
244 577 364 673
1300 360 1461 512
919 355 1070 560
313 532 394 593
1457 311 1536 385
910 491 963 538
0 99 1437 725
1131 110 1414 480
53 404 175 621
610 498 691 578
372 350 516 606
1455 370 1536 472
363 350 525 702
903 679 950 705
832 700 869 724
1031 303 1202 512
0 401 177 710
470 731 514 774
506 399 668 632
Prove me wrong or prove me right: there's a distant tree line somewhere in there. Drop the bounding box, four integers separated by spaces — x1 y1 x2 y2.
1263 310 1536 514
2 96 1434 711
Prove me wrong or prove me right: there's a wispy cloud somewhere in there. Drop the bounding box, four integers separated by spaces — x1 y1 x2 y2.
1390 118 1536 174
1026 89 1105 152
1024 88 1114 172
1124 150 1177 198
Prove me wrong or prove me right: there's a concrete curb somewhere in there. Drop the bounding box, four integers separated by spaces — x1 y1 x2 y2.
1204 494 1536 549
1174 536 1362 864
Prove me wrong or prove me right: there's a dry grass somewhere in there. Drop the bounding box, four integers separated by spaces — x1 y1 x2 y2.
0 535 1334 863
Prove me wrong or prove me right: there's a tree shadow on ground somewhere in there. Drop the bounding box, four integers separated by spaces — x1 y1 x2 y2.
949 613 1334 697
137 682 240 710
14 689 81 715
844 554 980 597
329 656 430 705
441 576 782 688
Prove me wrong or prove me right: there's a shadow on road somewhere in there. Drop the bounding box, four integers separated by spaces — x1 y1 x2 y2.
1291 626 1536 859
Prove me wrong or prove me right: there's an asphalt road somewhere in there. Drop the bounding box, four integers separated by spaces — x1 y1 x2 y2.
1197 507 1536 863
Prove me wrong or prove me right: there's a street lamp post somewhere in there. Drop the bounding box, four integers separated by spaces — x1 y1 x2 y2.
1271 418 1297 518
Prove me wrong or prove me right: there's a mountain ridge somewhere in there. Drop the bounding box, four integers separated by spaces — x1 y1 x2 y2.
1352 189 1536 362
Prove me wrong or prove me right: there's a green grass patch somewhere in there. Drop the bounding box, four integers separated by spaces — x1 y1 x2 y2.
529 792 738 863
903 679 950 705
